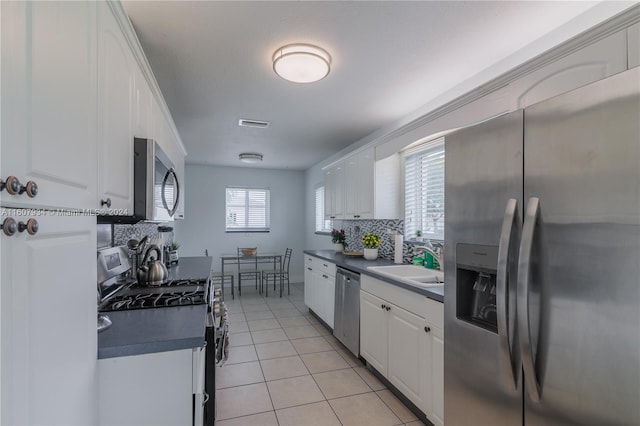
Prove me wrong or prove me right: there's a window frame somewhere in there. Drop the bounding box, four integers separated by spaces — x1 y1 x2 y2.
225 186 271 233
314 184 332 234
403 138 445 240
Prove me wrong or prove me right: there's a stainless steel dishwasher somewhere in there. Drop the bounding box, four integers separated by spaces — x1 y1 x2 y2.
333 267 360 357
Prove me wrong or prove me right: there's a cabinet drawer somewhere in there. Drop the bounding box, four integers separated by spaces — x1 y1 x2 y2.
425 297 444 329
317 259 336 277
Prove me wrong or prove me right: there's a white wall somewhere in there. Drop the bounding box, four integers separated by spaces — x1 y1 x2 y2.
175 164 306 282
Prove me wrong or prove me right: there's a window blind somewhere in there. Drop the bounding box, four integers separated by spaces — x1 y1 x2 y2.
315 186 331 232
225 187 270 232
404 138 445 239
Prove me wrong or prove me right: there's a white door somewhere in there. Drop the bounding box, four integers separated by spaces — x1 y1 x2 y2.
1 213 97 425
1 1 97 210
97 2 134 212
387 302 424 408
359 290 387 375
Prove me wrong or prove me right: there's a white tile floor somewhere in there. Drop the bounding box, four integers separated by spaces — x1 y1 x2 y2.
216 281 426 426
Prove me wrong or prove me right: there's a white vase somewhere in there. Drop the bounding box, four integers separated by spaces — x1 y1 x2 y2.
333 243 344 252
364 247 378 260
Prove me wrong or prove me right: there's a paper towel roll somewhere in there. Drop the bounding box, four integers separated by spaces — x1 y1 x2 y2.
394 234 404 264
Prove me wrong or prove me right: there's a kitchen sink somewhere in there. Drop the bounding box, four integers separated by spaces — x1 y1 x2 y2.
367 265 444 288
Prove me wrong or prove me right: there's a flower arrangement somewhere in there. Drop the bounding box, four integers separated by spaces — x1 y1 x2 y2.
361 232 380 249
331 229 346 244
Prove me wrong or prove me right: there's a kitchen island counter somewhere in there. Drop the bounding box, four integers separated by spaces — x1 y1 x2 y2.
304 249 444 303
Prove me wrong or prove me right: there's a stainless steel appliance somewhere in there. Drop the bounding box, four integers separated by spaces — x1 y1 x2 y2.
97 249 228 426
444 67 640 425
133 137 180 222
334 266 360 357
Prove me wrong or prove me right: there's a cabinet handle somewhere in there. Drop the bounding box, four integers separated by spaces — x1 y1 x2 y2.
1 217 17 236
307 267 312 271
19 180 38 198
322 274 328 279
381 304 386 309
101 198 112 208
18 218 38 235
2 176 21 195
424 326 431 333
386 306 391 311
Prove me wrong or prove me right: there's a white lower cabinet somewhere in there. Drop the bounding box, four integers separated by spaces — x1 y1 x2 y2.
360 275 444 426
1 213 97 425
303 255 336 328
98 349 195 426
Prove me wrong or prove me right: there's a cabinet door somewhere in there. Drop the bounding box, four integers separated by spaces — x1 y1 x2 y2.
324 162 344 219
629 23 639 69
426 325 445 426
387 302 425 408
316 272 335 328
304 260 314 309
344 155 358 218
1 213 97 425
98 349 192 426
97 2 134 212
134 66 153 138
359 290 387 375
1 1 97 210
355 148 375 219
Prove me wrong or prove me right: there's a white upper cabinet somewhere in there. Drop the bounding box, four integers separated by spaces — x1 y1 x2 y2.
324 148 400 220
97 2 134 212
629 23 639 69
133 66 154 138
344 148 375 219
1 1 97 210
324 161 344 219
509 30 627 109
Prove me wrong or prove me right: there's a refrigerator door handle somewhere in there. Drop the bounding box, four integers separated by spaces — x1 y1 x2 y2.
517 197 541 402
497 198 518 389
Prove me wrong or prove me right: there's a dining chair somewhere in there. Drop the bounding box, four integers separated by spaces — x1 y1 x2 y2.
205 249 235 300
237 247 260 296
261 248 292 297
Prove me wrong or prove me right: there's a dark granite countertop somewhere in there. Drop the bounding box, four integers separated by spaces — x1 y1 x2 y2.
98 256 212 359
304 249 444 303
98 305 207 359
167 256 213 281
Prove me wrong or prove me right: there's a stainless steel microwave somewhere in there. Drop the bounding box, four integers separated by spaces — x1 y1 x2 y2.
133 137 180 222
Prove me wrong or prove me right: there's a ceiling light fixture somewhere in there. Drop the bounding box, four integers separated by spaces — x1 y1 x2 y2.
272 43 331 84
239 152 263 164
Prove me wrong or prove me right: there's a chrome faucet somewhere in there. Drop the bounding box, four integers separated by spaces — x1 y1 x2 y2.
413 245 444 271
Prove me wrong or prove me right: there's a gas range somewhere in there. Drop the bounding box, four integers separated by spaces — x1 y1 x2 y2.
99 279 210 312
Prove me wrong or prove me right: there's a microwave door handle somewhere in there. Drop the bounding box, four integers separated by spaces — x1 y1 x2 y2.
497 198 518 390
161 167 179 217
517 197 542 402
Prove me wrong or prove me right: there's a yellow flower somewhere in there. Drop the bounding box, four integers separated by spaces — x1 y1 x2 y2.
362 232 380 249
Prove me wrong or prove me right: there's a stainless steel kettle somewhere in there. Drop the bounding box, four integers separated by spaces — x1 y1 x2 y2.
137 245 169 286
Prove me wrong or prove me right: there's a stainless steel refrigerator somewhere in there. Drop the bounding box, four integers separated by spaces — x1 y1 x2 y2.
444 67 640 426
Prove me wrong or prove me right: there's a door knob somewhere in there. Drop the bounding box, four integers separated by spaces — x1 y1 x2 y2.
19 181 38 198
18 218 39 235
101 198 112 208
424 326 431 333
1 217 17 236
2 176 21 195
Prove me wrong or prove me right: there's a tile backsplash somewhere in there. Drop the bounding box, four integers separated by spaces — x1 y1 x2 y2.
333 219 403 259
113 222 172 246
331 219 443 264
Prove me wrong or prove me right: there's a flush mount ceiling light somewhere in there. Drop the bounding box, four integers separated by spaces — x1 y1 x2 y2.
239 152 263 164
272 43 331 83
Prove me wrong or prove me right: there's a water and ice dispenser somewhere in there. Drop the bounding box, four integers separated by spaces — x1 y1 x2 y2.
456 243 499 333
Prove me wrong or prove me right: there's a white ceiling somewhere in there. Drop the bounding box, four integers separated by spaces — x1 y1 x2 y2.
122 1 626 171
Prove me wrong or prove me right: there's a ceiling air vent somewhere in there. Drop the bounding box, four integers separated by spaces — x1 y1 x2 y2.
238 119 270 129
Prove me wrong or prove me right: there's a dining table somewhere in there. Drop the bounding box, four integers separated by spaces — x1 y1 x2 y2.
220 252 283 296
